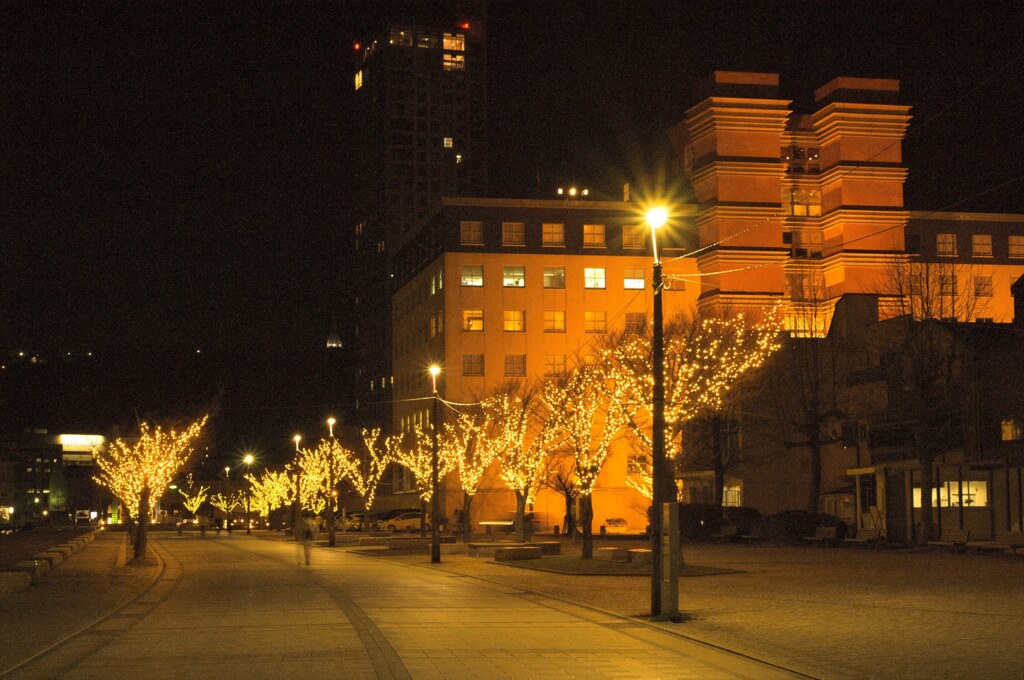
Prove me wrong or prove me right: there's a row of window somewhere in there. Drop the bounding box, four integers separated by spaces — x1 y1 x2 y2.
461 353 566 377
936 233 1024 258
460 221 648 248
911 275 996 298
460 309 646 333
460 265 647 290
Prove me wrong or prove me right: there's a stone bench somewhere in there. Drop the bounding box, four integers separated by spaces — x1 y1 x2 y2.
50 545 75 558
928 529 970 553
494 546 541 561
803 526 839 547
468 542 521 557
627 548 652 565
845 527 882 547
0 571 32 597
387 537 430 551
531 541 561 556
33 551 65 568
358 536 390 546
478 520 514 534
8 559 50 584
596 547 630 562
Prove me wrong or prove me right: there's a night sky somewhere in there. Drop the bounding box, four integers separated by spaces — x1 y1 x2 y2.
2 1 1022 459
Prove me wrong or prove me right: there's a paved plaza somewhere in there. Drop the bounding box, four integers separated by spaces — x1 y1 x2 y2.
1 531 1022 679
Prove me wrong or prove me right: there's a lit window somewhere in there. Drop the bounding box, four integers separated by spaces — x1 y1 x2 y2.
460 221 483 245
622 224 645 249
584 268 606 289
462 354 484 376
913 481 988 508
455 153 463 164
460 265 483 286
502 222 525 246
389 29 413 46
354 70 363 90
463 309 483 331
936 233 957 257
783 189 821 217
972 234 992 257
503 266 525 287
624 268 645 289
504 354 526 377
583 224 606 247
545 354 566 376
722 485 743 507
543 267 565 288
542 223 565 246
503 310 525 332
443 137 453 148
974 276 993 297
417 32 433 48
940 274 956 297
625 312 646 333
1002 418 1023 441
443 32 465 51
584 311 607 333
1010 236 1024 258
443 53 465 71
544 310 566 332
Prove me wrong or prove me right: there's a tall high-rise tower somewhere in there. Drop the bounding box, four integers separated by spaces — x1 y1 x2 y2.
346 6 488 425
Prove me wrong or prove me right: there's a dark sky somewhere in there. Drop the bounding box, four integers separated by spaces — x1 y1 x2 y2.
2 1 1023 454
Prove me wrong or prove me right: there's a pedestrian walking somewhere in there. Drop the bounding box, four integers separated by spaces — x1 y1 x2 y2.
300 512 318 565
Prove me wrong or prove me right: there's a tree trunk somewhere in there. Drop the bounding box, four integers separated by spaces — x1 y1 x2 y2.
462 493 473 543
420 497 428 537
563 493 576 537
918 452 936 544
711 415 725 521
580 494 594 559
514 491 528 543
133 486 151 561
807 431 823 513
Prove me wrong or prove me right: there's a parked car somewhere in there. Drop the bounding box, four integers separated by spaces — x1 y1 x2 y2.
382 511 429 533
369 508 419 531
338 512 366 531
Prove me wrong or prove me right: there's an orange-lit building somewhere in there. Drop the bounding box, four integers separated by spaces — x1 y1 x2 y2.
381 72 1024 533
389 197 698 530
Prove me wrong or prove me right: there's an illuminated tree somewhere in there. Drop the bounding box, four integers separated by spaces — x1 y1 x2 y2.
94 414 208 560
351 428 396 518
601 311 781 504
441 409 494 541
392 427 455 533
209 491 243 525
543 364 626 558
178 473 210 518
292 444 327 515
299 438 352 530
245 469 291 520
484 382 558 542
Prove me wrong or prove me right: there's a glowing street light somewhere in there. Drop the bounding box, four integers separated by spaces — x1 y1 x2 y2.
326 417 338 547
243 453 254 534
292 434 302 535
428 364 442 563
647 205 679 619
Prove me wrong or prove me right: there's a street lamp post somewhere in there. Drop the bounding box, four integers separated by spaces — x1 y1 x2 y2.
292 434 302 537
243 453 254 534
326 417 337 548
224 466 232 533
429 364 442 564
647 206 679 619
